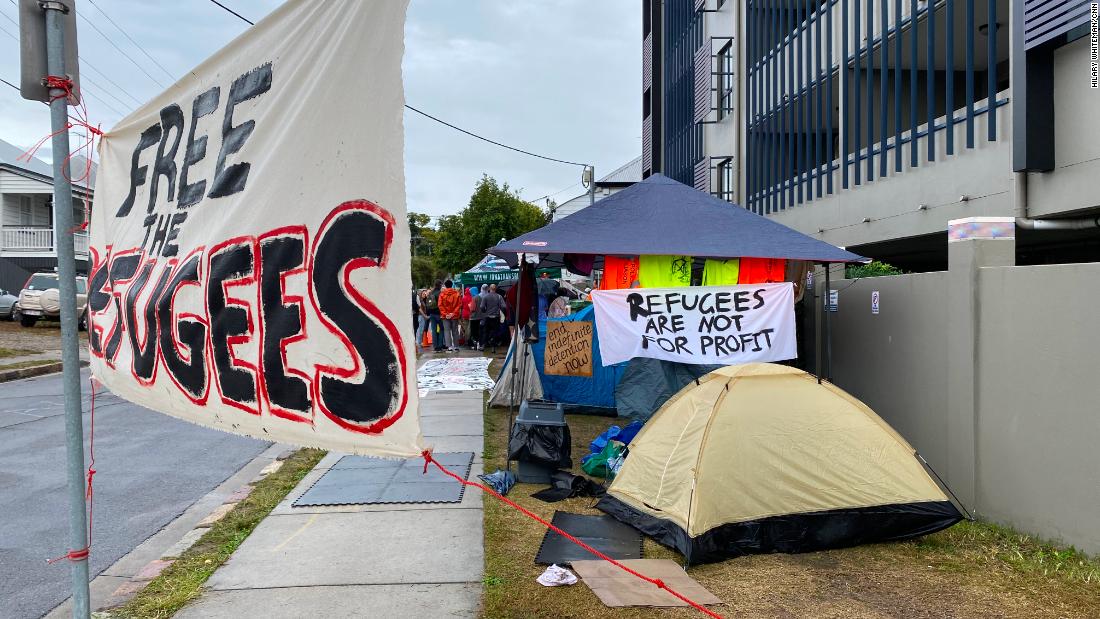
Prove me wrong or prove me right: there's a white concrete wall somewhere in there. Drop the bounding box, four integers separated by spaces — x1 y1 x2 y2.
702 0 739 198
1028 37 1100 219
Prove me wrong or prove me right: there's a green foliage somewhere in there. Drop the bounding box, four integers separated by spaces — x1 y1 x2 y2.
408 211 439 257
410 255 447 288
845 260 904 279
434 175 547 274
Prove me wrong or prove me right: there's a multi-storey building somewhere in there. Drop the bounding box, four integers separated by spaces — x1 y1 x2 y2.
642 0 1099 270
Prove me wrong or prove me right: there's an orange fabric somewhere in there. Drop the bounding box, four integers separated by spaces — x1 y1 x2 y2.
738 257 787 284
438 287 461 319
601 256 640 290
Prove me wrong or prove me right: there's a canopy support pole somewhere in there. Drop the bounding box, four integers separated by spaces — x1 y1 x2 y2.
814 263 822 384
505 258 526 473
824 264 833 382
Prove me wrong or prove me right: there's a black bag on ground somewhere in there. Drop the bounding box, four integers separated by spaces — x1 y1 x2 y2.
508 422 572 469
531 471 606 503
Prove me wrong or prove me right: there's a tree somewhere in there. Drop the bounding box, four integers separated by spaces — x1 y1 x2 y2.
410 255 447 288
434 175 547 274
845 260 904 279
408 212 438 257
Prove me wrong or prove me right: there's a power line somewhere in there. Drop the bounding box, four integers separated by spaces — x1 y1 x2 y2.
79 57 143 108
85 0 175 81
76 10 166 88
1 5 141 109
528 181 582 205
0 20 128 117
207 0 590 169
404 104 588 167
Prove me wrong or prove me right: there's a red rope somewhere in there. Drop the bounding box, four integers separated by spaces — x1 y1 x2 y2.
18 76 102 234
47 377 97 565
421 450 724 618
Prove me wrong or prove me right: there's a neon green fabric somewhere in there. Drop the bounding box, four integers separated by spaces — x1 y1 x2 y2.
639 255 692 288
702 259 740 286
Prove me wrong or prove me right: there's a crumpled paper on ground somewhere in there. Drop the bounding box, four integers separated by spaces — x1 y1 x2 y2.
536 564 578 587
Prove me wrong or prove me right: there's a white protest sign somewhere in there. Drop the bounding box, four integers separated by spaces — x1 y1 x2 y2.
87 0 423 458
591 283 797 366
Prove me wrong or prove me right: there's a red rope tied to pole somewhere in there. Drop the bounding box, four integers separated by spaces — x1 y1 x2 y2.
47 377 98 565
421 450 724 618
19 76 103 234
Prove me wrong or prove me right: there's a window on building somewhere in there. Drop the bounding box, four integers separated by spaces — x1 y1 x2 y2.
717 41 734 120
716 157 733 201
19 196 33 226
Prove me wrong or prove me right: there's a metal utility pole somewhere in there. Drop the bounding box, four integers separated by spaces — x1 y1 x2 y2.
587 165 595 207
21 1 91 616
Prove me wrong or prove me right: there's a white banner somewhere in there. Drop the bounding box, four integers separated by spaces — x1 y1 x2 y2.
88 0 423 458
591 283 797 366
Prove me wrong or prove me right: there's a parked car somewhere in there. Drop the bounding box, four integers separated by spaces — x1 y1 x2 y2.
15 272 88 330
0 289 16 320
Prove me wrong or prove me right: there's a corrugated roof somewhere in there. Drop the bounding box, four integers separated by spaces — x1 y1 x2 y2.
597 155 642 186
0 137 96 190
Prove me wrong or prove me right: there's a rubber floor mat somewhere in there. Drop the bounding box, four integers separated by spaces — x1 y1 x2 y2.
293 452 474 506
535 511 644 566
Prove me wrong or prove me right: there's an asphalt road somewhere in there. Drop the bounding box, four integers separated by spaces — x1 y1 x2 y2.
0 370 269 619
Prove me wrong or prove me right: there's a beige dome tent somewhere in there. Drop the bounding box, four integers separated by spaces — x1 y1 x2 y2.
597 363 962 564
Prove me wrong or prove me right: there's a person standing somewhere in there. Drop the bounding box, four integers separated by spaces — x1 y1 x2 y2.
469 284 487 349
536 271 560 320
426 280 444 352
460 285 474 347
415 289 429 353
438 279 461 352
478 283 505 351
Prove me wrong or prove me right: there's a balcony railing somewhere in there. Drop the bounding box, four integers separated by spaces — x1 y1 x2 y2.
1 226 89 256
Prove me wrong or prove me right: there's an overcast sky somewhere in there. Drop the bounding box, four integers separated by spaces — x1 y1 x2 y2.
0 0 641 217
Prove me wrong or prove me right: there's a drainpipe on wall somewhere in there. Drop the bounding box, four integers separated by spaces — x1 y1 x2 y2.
1014 172 1100 230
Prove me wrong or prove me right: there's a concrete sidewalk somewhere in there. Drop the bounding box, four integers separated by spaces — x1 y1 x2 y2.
176 390 485 618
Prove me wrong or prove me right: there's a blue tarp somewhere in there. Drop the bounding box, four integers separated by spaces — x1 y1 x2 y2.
490 174 866 266
531 306 625 409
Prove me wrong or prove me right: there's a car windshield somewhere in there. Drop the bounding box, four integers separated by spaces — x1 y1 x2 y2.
76 279 87 294
25 274 58 291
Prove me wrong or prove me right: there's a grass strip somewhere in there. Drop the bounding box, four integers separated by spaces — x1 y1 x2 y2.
0 346 35 358
0 359 59 372
113 448 326 619
919 519 1100 585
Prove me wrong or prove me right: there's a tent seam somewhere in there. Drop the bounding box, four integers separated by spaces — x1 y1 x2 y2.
686 375 741 537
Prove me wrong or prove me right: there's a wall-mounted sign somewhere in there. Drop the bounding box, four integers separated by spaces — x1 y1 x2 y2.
871 290 880 315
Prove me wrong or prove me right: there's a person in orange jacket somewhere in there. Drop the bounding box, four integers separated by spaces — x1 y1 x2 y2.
437 279 462 352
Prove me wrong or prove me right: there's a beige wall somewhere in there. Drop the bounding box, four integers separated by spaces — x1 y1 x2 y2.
828 273 950 468
825 262 1100 555
975 263 1100 554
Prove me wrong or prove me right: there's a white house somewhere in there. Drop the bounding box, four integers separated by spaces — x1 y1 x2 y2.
0 138 94 292
551 156 642 222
